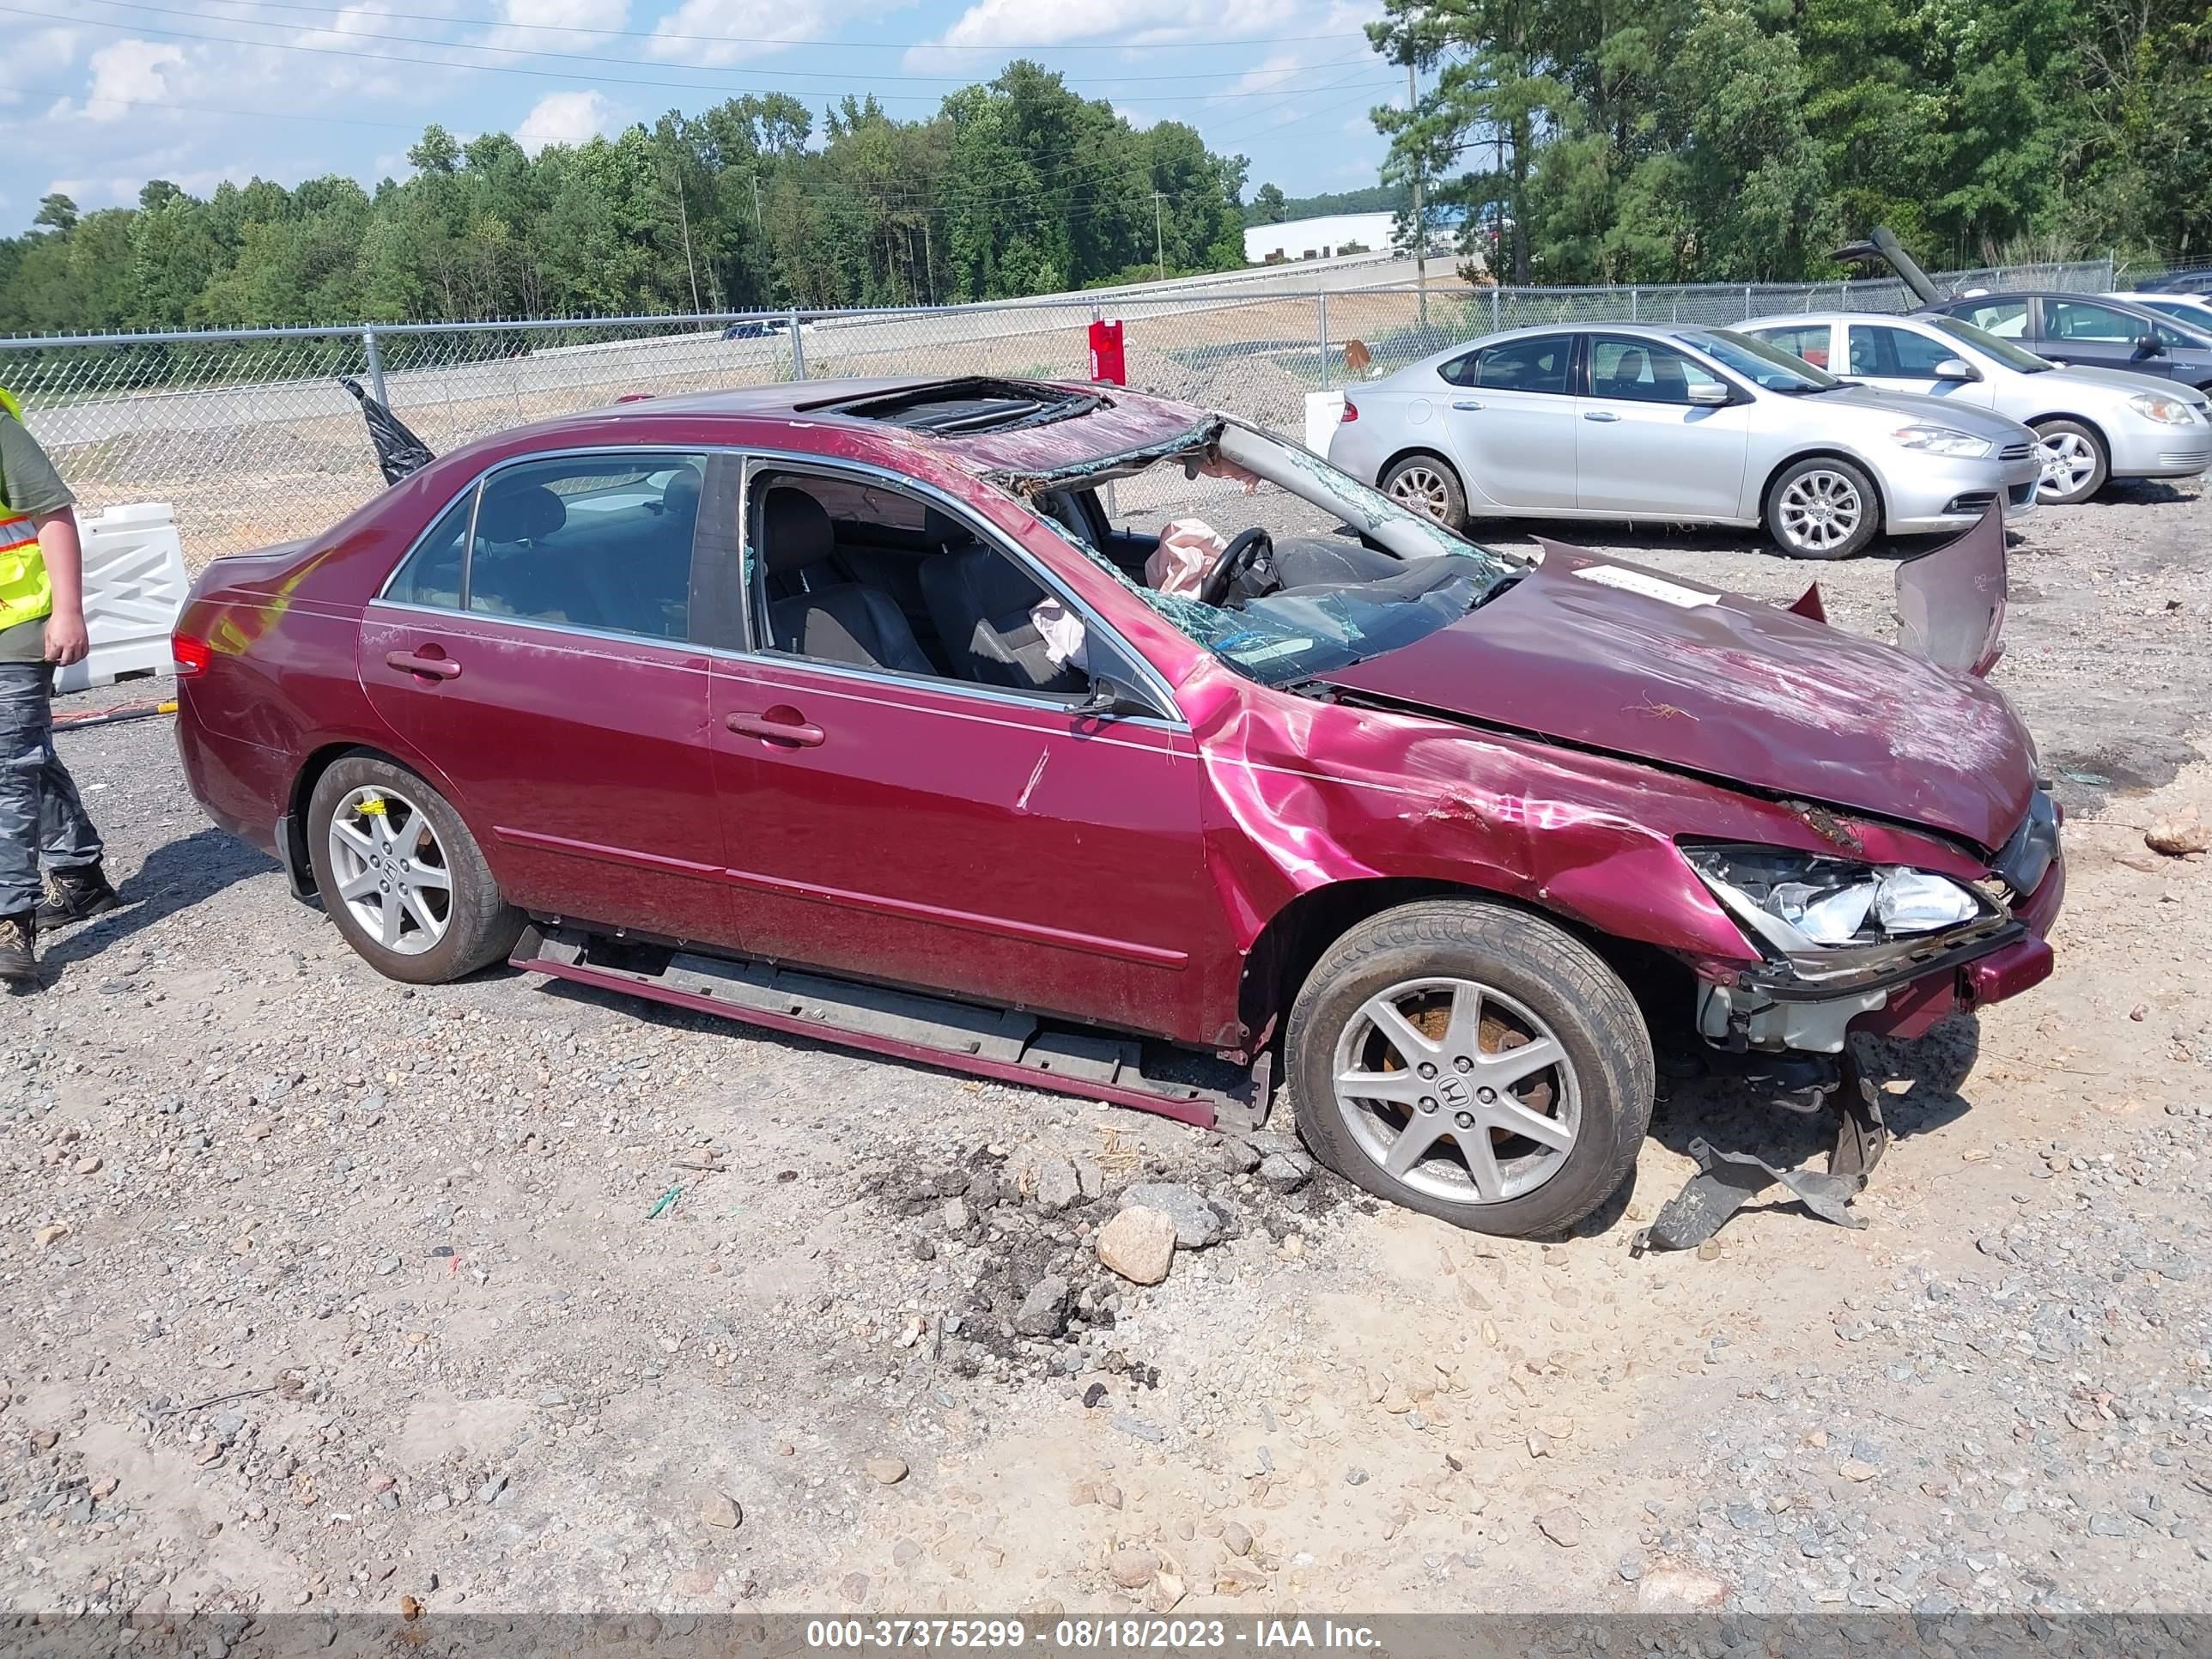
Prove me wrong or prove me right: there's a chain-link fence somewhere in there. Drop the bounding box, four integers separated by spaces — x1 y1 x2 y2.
0 258 2113 567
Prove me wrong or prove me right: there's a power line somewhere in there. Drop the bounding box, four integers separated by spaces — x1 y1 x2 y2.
112 0 1366 82
24 3 1377 105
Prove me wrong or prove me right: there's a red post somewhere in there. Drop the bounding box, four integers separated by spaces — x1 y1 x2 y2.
1088 318 1126 386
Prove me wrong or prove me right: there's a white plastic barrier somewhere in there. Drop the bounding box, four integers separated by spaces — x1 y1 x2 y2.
52 502 189 695
1304 391 1346 456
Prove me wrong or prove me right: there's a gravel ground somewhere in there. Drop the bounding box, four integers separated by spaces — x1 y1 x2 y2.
2 476 2208 1626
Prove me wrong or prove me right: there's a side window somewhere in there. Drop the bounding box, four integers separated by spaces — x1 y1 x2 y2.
1957 301 2028 338
466 453 706 641
748 471 1097 699
384 489 474 610
2154 319 2198 347
1468 335 1571 395
1587 337 1726 404
1755 325 1832 369
2047 300 2137 342
1851 325 1955 377
1437 349 1480 387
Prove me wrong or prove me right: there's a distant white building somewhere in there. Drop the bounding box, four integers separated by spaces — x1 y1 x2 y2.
1243 211 1399 264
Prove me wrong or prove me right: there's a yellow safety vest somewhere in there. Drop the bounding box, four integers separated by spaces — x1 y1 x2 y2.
0 386 54 634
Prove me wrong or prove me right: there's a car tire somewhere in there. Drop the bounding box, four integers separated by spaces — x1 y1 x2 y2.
2030 418 2108 505
1284 899 1654 1237
1765 456 1880 559
306 754 523 985
1380 453 1469 530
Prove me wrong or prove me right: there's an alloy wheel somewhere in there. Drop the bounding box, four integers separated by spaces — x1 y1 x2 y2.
2036 431 2098 500
1388 465 1454 522
1776 469 1864 554
326 786 453 957
1329 975 1581 1206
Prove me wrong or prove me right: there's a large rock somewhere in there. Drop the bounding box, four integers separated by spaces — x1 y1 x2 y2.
1097 1206 1177 1285
1121 1182 1229 1249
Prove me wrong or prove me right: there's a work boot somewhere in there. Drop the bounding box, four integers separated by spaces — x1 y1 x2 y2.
0 913 34 988
35 864 118 928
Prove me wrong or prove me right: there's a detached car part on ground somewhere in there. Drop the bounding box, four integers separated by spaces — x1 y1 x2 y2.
1326 323 2040 560
1738 312 2212 507
173 378 2062 1238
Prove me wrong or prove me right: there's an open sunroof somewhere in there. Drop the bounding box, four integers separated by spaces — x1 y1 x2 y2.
805 378 1107 436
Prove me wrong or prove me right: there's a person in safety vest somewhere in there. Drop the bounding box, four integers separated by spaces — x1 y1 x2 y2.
1 387 114 987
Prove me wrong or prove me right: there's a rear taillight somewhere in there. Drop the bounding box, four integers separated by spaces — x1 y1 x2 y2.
173 633 211 678
1340 399 1358 422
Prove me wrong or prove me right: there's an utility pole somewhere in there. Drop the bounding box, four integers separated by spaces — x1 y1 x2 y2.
921 218 934 305
667 156 702 314
1407 59 1428 329
750 173 763 231
1152 191 1166 283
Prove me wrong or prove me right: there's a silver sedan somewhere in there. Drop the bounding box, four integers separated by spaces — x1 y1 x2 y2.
1741 309 2212 505
1326 323 2041 558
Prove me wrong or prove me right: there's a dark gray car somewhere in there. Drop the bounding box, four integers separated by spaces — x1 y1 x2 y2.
1922 292 2212 392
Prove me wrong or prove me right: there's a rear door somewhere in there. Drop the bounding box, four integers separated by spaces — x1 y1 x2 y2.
1573 335 1749 518
359 449 733 945
1841 321 1998 409
1433 333 1578 509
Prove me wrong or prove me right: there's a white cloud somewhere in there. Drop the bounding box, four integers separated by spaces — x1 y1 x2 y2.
76 40 187 124
1111 102 1157 131
514 87 620 152
474 0 629 58
0 27 85 107
930 0 1304 51
644 0 826 66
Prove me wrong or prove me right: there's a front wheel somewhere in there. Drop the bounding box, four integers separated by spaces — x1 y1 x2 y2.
305 755 522 984
1766 456 1880 559
2031 418 2108 504
1380 454 1469 531
1285 900 1654 1237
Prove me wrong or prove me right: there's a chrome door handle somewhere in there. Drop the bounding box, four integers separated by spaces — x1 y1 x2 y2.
386 650 461 681
727 711 825 748
1583 410 1622 423
1451 399 1484 410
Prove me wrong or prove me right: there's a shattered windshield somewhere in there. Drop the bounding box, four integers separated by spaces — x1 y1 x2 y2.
1014 420 1521 688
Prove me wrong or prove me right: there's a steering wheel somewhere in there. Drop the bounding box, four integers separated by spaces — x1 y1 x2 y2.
1199 526 1274 607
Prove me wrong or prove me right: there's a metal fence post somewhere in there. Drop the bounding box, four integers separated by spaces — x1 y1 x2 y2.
1742 285 1753 320
1491 286 1501 333
1317 290 1331 392
1630 287 1639 322
362 325 388 408
788 307 806 380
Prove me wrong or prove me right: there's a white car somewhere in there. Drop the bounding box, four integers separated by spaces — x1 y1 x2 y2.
1741 310 2212 505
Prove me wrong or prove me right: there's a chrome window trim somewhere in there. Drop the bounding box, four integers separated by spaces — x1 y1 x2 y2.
366 440 1190 731
371 443 712 629
731 446 1189 730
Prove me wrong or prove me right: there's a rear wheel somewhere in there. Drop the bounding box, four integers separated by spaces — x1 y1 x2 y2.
1285 900 1653 1237
306 755 521 985
2031 418 2108 504
1766 456 1879 559
1381 454 1469 530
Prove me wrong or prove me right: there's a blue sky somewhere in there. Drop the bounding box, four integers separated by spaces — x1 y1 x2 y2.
2 0 1401 233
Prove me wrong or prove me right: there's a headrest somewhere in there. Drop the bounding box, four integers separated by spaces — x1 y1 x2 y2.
477 482 564 544
922 506 973 549
662 465 702 520
943 540 1043 618
760 487 834 575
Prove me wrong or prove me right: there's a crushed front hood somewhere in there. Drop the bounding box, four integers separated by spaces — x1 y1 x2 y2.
1320 549 2037 849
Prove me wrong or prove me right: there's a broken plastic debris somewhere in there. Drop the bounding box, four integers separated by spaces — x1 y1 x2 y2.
646 1185 682 1219
1631 1137 1867 1255
1028 596 1089 670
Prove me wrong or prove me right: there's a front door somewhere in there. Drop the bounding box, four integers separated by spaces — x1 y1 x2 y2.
2039 297 2175 380
1574 335 1750 518
705 465 1231 1045
1435 332 1579 509
359 450 732 945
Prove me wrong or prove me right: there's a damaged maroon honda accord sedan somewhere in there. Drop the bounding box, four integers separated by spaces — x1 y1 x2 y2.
173 378 2063 1237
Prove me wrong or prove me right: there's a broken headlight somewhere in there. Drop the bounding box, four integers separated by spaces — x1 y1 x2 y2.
1683 842 1993 960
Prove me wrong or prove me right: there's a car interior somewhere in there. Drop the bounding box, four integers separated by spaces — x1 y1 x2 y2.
744 467 1420 691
